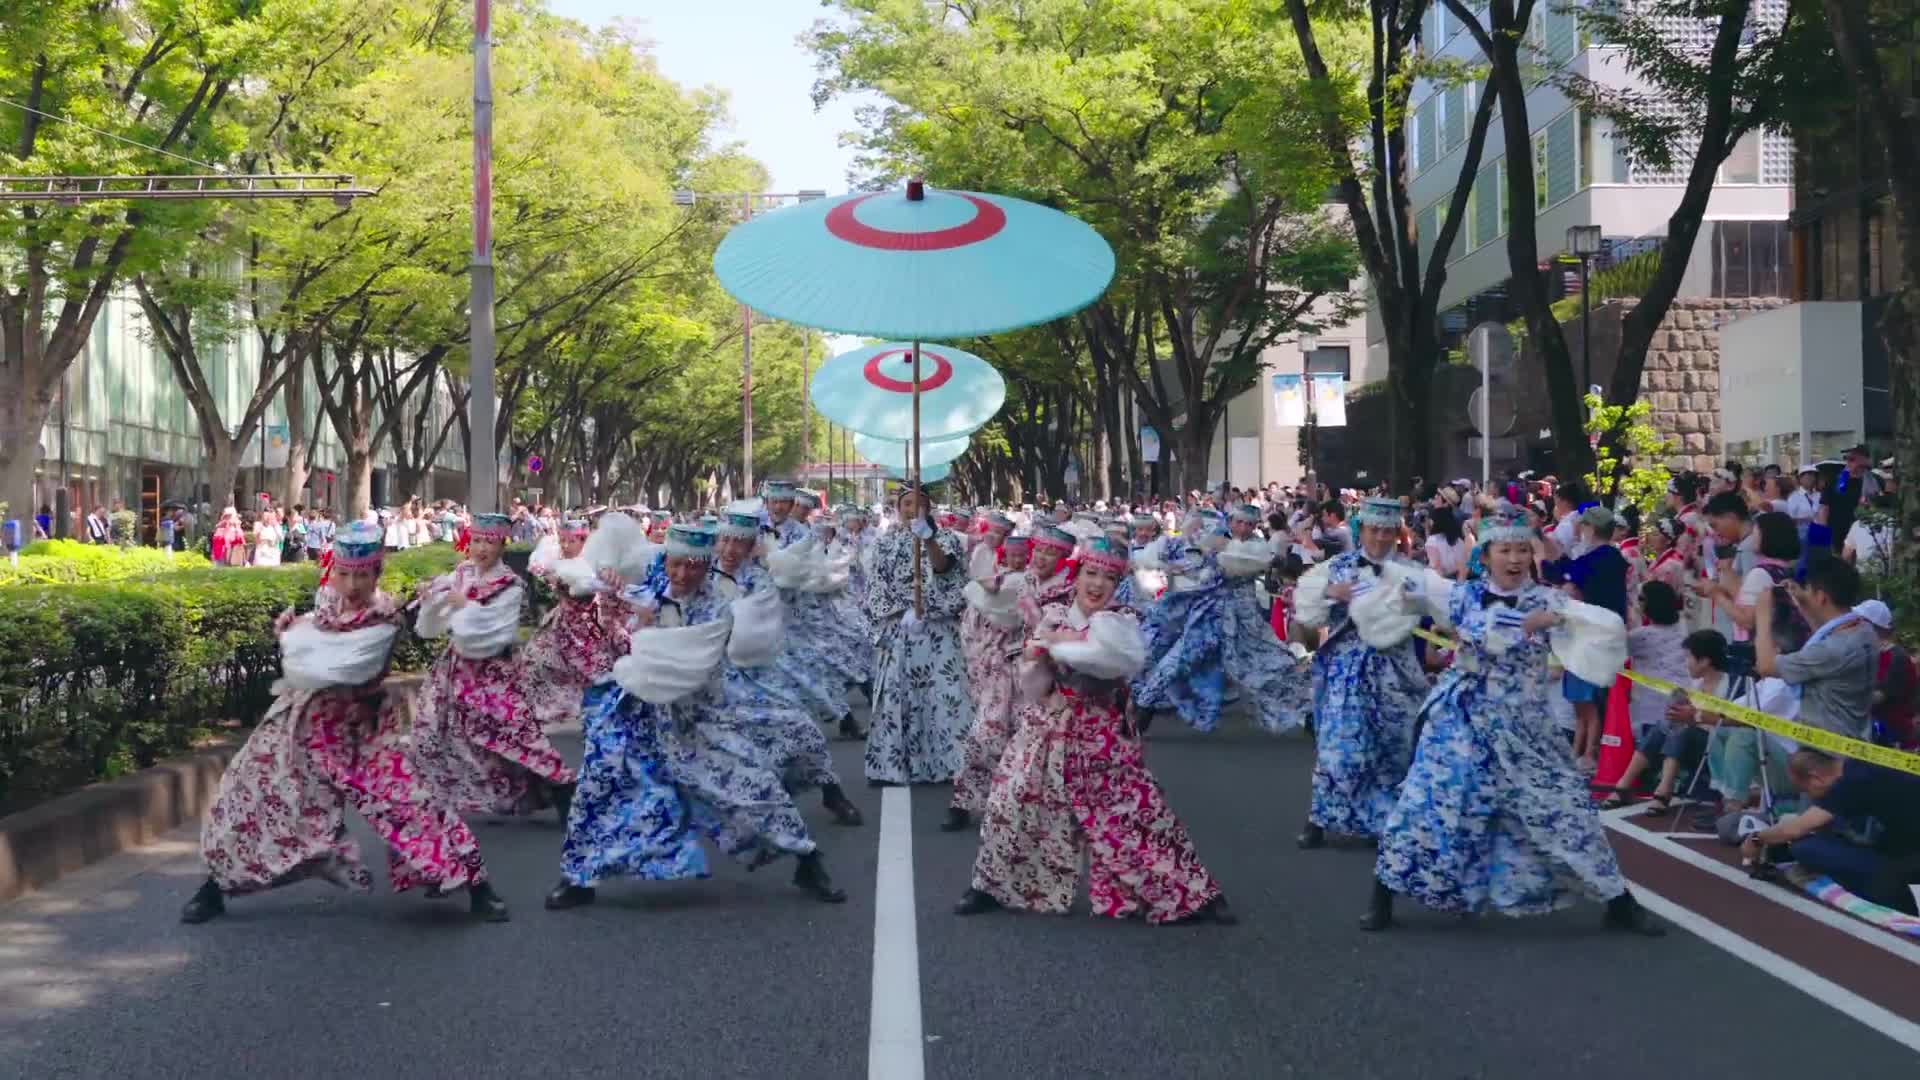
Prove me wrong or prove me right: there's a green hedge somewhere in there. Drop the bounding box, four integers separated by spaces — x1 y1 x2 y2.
0 545 462 813
0 539 213 586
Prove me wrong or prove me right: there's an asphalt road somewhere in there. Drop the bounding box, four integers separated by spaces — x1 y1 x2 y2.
2 704 1915 1079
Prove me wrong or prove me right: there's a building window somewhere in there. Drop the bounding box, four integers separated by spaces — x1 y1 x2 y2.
1578 108 1593 188
1533 132 1550 210
1710 220 1789 298
1305 345 1352 379
1498 157 1511 233
1721 130 1761 184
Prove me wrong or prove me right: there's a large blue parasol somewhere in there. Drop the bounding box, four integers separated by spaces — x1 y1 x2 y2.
855 430 972 471
712 182 1115 340
812 342 1003 442
887 462 950 484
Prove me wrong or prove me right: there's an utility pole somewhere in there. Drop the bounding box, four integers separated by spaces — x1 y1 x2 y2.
467 0 497 513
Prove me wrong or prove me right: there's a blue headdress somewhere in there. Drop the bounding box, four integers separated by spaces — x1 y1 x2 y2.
664 523 717 561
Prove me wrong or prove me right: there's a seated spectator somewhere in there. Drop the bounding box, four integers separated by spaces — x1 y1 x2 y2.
1854 599 1916 748
1692 630 1799 820
1604 583 1697 810
1747 749 1920 915
1754 556 1878 740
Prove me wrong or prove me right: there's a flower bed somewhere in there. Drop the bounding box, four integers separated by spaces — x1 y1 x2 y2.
0 546 462 813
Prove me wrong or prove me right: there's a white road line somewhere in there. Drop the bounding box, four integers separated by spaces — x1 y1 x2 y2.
1606 814 1920 968
869 785 925 1080
1626 882 1920 1055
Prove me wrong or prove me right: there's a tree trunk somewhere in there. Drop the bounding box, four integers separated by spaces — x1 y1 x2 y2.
343 440 373 521
1176 421 1215 495
283 350 311 509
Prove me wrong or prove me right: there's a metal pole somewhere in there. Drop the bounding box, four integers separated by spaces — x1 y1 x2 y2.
912 340 924 617
1580 256 1593 412
801 327 811 477
1481 328 1492 491
740 193 755 495
56 370 69 539
467 0 497 514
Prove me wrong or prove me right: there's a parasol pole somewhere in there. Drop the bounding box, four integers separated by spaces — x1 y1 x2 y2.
912 340 924 617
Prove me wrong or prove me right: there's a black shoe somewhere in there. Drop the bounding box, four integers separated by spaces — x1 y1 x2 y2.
939 807 972 832
1603 892 1666 937
859 681 874 705
468 881 511 922
793 853 848 903
1183 895 1238 925
1359 882 1394 931
544 882 595 910
823 784 864 827
180 878 226 924
953 888 1000 916
551 781 577 824
838 715 868 741
1296 823 1327 850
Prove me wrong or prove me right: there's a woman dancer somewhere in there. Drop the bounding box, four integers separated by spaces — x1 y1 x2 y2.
956 537 1234 925
183 522 506 924
1365 505 1662 935
864 483 973 786
520 516 629 728
944 530 1031 831
411 512 577 820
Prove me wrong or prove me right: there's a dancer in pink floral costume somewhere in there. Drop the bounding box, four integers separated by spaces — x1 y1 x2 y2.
411 512 577 820
182 522 508 924
956 536 1234 926
943 525 1030 830
520 515 628 728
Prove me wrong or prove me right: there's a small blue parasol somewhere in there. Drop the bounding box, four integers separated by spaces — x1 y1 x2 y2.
812 342 1003 442
713 181 1115 340
855 430 972 471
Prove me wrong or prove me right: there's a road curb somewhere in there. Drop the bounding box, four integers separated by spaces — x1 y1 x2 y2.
0 738 240 903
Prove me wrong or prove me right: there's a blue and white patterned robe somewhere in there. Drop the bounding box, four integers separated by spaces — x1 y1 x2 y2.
711 559 844 789
1132 541 1310 733
863 526 973 783
1306 550 1428 837
762 514 809 549
1375 579 1628 915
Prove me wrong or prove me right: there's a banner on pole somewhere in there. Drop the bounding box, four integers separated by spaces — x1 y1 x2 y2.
1270 374 1306 427
262 422 291 469
1139 425 1161 464
1310 373 1347 427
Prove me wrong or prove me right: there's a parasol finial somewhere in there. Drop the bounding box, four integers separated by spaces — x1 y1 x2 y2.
906 177 926 201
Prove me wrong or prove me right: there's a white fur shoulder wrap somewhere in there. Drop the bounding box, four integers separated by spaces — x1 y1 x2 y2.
552 513 656 597
764 537 815 591
450 583 523 659
278 621 398 691
726 588 786 666
964 570 1025 628
1292 560 1334 629
1549 599 1628 687
1049 609 1148 680
1217 538 1272 579
612 619 731 703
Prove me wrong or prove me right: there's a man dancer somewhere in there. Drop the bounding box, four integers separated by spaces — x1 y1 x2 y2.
761 479 808 548
865 483 973 786
1294 497 1427 849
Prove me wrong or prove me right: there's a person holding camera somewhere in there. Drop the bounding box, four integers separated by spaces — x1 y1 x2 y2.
1743 748 1920 915
1751 557 1877 742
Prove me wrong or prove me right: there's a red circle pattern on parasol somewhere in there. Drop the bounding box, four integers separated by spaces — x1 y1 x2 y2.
825 193 1008 251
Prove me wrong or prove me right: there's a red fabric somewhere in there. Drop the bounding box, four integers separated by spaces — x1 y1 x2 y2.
1593 666 1638 797
1270 591 1288 641
1876 648 1917 748
317 548 335 588
454 525 471 554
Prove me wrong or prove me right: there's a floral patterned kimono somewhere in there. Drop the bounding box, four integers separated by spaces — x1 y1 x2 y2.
1375 579 1629 915
711 559 843 791
763 535 872 727
1132 539 1311 733
969 601 1223 923
864 525 974 784
519 570 628 728
411 560 575 815
1302 550 1427 839
950 547 1028 814
200 590 488 895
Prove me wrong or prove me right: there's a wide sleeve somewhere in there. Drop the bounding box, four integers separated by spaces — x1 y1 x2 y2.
278 621 400 691
967 542 998 583
765 535 815 591
1549 598 1629 686
726 587 786 667
611 620 732 704
965 570 1024 628
414 574 458 639
1402 567 1458 630
1049 610 1148 680
449 582 524 659
1292 559 1334 629
1217 538 1272 578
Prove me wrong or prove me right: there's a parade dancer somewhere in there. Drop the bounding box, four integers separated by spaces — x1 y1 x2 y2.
864 483 973 786
1293 497 1429 849
411 512 577 820
547 524 847 909
520 515 628 728
768 508 873 740
1363 505 1662 936
1111 512 1164 609
183 523 507 924
709 504 864 824
1132 504 1310 733
1018 524 1079 626
760 479 809 548
955 537 1234 925
944 529 1031 831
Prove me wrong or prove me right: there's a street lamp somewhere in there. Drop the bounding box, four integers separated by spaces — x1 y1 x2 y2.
1298 333 1319 490
673 187 830 495
1567 224 1603 413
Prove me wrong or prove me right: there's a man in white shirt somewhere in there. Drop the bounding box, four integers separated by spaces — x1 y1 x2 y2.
84 504 110 544
1785 465 1820 539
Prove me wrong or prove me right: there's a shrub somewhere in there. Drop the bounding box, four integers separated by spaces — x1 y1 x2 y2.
0 539 213 586
0 544 462 813
108 509 138 547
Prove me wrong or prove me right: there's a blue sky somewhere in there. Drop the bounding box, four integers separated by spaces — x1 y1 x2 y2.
545 0 865 194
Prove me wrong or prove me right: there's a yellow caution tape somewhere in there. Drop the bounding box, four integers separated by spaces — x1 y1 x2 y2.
1409 626 1920 778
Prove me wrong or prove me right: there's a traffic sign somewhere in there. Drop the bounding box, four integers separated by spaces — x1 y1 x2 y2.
1467 386 1517 436
527 454 544 474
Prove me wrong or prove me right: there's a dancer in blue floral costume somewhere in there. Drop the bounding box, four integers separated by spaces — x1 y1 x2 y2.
864 483 973 785
1295 497 1428 849
1364 505 1661 935
709 504 864 823
547 524 848 909
1110 512 1164 610
1132 504 1310 733
759 479 809 548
